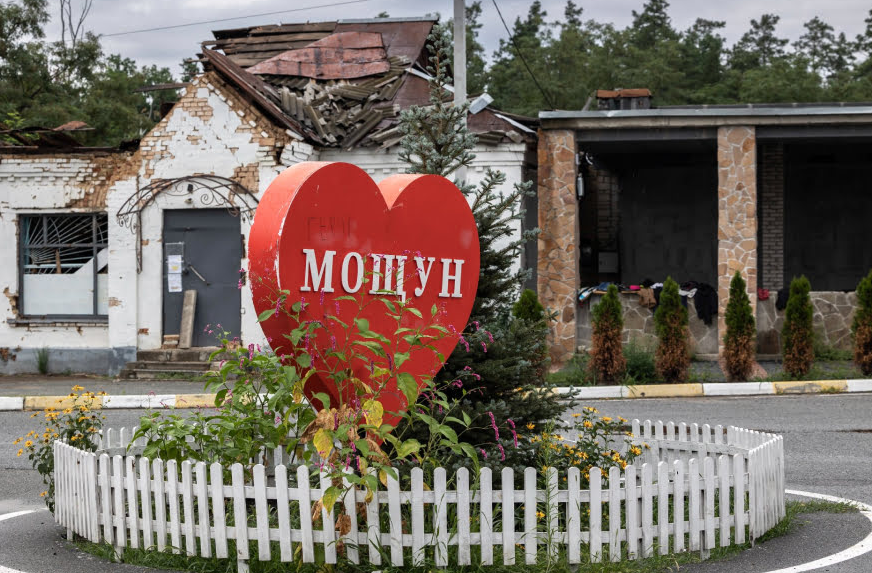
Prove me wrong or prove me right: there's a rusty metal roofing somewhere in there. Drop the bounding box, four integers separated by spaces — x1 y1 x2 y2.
202 18 532 149
248 32 390 79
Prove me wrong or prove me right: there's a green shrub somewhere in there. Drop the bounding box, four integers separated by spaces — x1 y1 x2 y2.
723 271 756 380
546 353 594 386
590 284 626 384
654 277 690 382
782 276 814 377
623 338 658 384
853 269 872 376
36 347 49 375
813 335 853 361
512 288 545 322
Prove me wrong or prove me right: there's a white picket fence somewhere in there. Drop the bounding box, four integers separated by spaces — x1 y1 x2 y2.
54 419 784 571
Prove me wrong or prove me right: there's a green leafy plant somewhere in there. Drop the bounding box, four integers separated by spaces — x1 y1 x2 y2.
782 276 814 377
723 271 756 381
133 282 486 522
15 386 106 512
36 347 49 375
623 338 658 384
654 277 690 382
853 269 872 376
590 284 626 384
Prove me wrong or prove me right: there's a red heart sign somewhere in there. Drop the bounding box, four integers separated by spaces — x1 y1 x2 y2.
248 162 480 427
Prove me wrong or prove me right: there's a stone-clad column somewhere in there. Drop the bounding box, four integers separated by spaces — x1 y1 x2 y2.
537 129 578 367
717 126 758 353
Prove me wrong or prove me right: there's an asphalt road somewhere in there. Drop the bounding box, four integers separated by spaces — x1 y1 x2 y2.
1 396 871 572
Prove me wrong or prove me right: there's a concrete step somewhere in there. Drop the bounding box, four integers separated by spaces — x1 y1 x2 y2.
118 368 209 381
136 347 225 362
129 361 212 371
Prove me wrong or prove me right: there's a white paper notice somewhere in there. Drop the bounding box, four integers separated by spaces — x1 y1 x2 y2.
167 255 183 274
167 273 183 293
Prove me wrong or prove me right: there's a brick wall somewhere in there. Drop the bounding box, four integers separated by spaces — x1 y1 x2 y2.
760 143 784 290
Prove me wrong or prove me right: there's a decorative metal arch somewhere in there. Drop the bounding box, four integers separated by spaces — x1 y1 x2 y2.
116 175 259 272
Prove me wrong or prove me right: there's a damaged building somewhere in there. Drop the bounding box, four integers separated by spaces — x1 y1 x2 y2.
538 89 872 366
0 17 536 376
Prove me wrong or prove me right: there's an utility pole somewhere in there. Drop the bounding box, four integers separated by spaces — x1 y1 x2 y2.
453 0 467 182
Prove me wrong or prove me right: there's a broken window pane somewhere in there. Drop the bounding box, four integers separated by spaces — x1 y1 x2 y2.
21 214 108 317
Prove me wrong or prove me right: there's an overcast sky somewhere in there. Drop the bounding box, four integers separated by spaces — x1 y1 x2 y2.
43 0 872 76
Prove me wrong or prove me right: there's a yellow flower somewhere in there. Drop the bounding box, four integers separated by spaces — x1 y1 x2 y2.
39 491 47 497
13 438 21 445
63 408 72 414
584 407 598 414
536 511 545 520
24 440 33 447
644 443 651 449
571 413 581 418
630 446 642 456
626 431 635 438
526 423 535 430
98 391 107 396
620 460 628 470
16 449 23 457
602 416 612 423
71 385 85 392
30 413 38 418
619 417 627 423
583 420 593 429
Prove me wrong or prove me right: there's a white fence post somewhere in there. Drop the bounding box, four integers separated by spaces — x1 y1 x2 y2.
54 420 786 568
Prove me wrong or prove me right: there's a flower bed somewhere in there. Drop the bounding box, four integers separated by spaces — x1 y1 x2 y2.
54 419 784 571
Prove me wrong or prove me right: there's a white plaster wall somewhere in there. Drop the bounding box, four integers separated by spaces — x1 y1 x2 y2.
122 78 318 352
0 156 110 354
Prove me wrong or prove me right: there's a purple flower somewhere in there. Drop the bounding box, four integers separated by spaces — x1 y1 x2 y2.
451 379 463 389
480 448 488 459
481 341 487 353
487 411 500 441
319 290 325 306
334 300 341 315
248 343 255 360
507 419 518 448
459 336 470 352
498 443 506 461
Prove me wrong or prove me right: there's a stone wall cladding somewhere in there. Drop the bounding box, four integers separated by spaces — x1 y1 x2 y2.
717 126 758 353
538 129 578 367
577 292 718 355
757 291 858 352
760 143 784 291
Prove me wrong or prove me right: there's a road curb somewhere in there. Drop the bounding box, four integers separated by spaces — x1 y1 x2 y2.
0 393 218 411
553 378 872 399
1 379 871 410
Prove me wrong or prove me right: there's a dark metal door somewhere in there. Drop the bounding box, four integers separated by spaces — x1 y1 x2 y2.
163 210 241 347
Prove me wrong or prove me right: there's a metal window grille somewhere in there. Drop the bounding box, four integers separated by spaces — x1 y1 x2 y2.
20 213 109 318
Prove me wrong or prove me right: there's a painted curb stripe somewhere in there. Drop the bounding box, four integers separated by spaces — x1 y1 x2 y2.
848 379 872 393
760 489 872 573
0 397 24 411
102 395 176 409
702 382 774 396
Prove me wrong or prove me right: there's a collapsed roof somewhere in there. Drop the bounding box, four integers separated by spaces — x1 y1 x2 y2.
200 17 535 150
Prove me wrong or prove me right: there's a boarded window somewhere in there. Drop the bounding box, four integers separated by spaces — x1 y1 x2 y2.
20 214 108 317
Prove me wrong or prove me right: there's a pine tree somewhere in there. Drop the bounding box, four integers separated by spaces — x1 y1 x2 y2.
397 24 566 469
590 284 626 384
852 270 872 376
723 271 756 381
782 276 814 377
654 277 690 382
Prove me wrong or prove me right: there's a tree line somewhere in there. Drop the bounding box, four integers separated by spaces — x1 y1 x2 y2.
0 0 192 147
458 0 872 116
